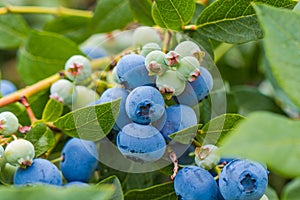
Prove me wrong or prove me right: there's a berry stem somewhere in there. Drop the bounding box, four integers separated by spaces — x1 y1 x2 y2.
19 96 38 123
169 151 179 180
0 5 93 18
0 72 62 107
50 156 63 164
162 30 172 53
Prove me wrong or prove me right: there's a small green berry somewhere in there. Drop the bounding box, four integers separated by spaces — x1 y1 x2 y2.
140 42 161 57
194 144 220 170
0 111 19 136
65 55 92 83
145 50 168 76
176 56 201 81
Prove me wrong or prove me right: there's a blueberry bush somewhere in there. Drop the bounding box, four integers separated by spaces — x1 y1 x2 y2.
0 0 299 199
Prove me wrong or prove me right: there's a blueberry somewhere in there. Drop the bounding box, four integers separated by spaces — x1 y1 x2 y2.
132 26 161 48
116 123 166 162
92 87 132 131
0 80 17 96
72 86 100 110
174 166 221 200
140 42 161 57
194 144 220 170
65 55 92 84
156 70 186 97
219 159 268 200
80 45 107 60
176 56 201 82
0 111 19 136
125 86 165 125
60 138 99 182
174 40 205 62
64 181 89 187
145 50 168 76
160 104 197 141
174 67 213 107
4 139 35 168
14 158 62 186
50 79 76 106
115 54 156 90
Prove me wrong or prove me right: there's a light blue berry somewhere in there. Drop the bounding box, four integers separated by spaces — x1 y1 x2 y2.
0 80 17 96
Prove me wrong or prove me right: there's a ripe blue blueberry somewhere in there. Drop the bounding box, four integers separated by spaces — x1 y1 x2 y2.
116 123 166 162
174 67 213 107
14 158 62 186
0 111 19 136
4 139 35 168
92 87 132 131
219 159 268 200
174 166 222 200
115 54 156 90
160 104 197 141
50 79 76 106
0 80 17 96
125 86 165 125
80 45 107 60
60 138 99 182
65 55 92 83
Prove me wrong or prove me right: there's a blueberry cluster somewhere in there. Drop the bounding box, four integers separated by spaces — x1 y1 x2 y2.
173 144 269 200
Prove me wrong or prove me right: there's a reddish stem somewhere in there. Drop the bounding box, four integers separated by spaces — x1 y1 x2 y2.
170 151 179 180
19 96 38 123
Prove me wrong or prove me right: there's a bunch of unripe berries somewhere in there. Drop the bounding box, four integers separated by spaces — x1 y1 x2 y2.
0 26 268 199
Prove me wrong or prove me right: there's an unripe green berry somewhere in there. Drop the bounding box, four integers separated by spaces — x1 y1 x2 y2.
72 86 100 110
0 111 19 136
0 145 5 167
145 50 168 76
140 42 161 57
65 55 92 83
4 139 35 168
164 51 181 67
50 79 76 106
132 26 161 48
194 144 220 170
0 163 17 184
156 70 186 98
176 56 201 81
174 41 205 64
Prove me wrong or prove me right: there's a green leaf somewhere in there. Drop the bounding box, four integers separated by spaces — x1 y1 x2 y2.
168 125 199 144
0 103 25 116
90 0 134 33
196 114 245 145
231 86 284 115
266 186 279 200
281 177 300 200
53 99 121 141
220 111 300 178
0 184 114 200
42 98 64 122
129 0 155 26
254 4 300 108
98 175 124 200
43 16 91 43
124 182 176 200
196 0 295 43
152 0 195 31
25 122 55 157
17 30 82 85
0 14 29 49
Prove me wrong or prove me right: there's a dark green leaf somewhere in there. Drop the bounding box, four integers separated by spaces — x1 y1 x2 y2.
231 86 284 115
196 114 245 145
25 122 55 157
196 0 295 43
0 103 25 116
152 0 195 30
281 178 300 200
254 4 300 108
43 16 91 43
97 175 124 200
129 0 155 26
0 184 114 200
0 14 29 49
169 125 199 144
42 98 64 122
17 30 82 85
90 0 134 33
124 182 176 200
53 99 121 141
220 111 300 178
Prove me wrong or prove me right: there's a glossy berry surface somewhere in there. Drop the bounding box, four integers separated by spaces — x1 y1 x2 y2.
125 86 165 125
0 80 17 96
14 158 62 186
4 139 35 167
219 159 268 200
174 166 221 200
93 87 132 131
174 67 213 107
65 55 92 83
60 138 99 182
50 79 76 106
160 104 197 141
116 123 166 162
115 54 155 90
0 111 19 136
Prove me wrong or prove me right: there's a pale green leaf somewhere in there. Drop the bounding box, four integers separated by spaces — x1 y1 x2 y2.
42 98 64 122
281 177 300 200
98 175 124 200
168 125 199 144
